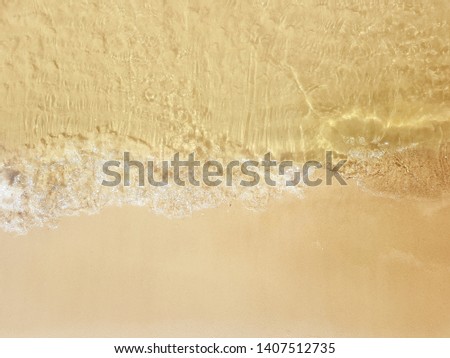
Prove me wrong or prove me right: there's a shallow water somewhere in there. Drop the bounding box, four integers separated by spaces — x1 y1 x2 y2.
1 0 449 232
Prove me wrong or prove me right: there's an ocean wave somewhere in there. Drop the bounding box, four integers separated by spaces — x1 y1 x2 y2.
0 131 304 234
1 128 449 234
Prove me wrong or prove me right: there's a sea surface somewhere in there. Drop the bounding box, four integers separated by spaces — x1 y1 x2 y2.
1 0 449 233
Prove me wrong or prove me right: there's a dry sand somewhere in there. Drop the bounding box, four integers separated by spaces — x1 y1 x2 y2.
1 183 449 337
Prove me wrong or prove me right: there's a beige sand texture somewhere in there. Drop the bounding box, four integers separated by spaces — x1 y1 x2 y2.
1 186 450 337
1 0 450 337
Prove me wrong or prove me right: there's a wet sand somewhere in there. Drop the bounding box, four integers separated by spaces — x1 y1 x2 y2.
1 183 449 337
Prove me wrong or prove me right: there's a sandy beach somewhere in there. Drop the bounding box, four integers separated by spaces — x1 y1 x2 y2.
1 183 449 337
1 0 450 339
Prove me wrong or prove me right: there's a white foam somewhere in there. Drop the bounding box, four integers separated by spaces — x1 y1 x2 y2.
0 133 304 234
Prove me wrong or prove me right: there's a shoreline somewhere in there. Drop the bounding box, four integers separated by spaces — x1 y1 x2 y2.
1 131 448 235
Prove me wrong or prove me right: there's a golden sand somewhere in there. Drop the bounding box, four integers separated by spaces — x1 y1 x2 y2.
1 185 449 337
0 0 450 337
